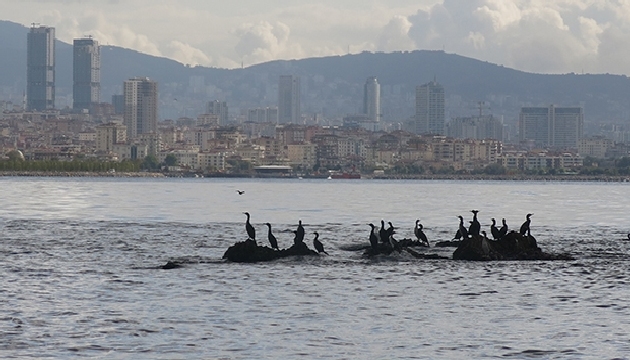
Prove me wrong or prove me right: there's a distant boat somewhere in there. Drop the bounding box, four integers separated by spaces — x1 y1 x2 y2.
329 172 361 179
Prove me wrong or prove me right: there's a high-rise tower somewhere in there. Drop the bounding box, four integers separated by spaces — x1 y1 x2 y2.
123 77 158 138
26 25 55 111
415 80 445 135
73 37 100 111
278 75 300 124
206 100 228 125
363 76 381 122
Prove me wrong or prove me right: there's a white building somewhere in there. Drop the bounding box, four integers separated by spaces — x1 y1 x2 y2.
124 77 158 138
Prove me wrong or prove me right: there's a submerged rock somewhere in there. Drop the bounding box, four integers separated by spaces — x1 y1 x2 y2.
452 232 574 261
434 240 462 248
222 239 319 263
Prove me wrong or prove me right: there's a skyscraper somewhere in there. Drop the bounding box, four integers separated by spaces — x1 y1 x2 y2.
278 75 300 124
123 77 158 138
415 80 445 135
73 37 100 111
363 76 381 122
26 25 55 111
206 100 228 125
519 105 583 149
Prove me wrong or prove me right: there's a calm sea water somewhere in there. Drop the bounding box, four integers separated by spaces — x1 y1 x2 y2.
1 177 630 359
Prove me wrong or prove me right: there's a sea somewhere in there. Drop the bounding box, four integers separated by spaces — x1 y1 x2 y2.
1 177 630 359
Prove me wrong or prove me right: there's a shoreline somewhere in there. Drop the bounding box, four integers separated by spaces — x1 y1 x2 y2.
0 171 628 182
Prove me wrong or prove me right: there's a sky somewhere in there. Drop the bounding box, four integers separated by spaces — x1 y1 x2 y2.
2 0 630 75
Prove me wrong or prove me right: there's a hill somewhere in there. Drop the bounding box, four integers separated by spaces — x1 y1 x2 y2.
1 20 630 127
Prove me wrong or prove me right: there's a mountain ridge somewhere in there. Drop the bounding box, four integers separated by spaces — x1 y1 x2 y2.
1 20 629 126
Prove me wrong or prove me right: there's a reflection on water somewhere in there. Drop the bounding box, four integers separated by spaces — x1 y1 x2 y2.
1 178 630 358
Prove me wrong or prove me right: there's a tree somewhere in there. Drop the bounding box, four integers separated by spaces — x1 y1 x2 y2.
164 154 178 166
141 155 159 170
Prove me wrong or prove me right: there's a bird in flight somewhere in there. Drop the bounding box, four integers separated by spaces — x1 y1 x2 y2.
236 190 245 195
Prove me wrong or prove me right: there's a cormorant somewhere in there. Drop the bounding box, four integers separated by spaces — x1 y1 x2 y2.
313 231 328 255
490 218 500 240
379 220 388 244
414 220 430 247
452 229 462 241
457 215 469 240
264 223 279 250
292 230 299 245
296 219 305 243
388 233 402 253
236 190 245 195
468 210 481 237
387 222 396 239
519 213 533 237
627 233 630 241
368 223 379 250
499 218 508 238
243 212 256 243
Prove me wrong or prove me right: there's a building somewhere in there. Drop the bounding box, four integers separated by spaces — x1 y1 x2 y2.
363 76 381 122
248 107 278 123
446 115 503 141
415 80 445 135
578 136 613 159
123 77 158 138
27 25 55 111
519 105 583 149
111 95 124 114
96 122 127 153
278 75 300 124
206 100 228 125
73 37 100 111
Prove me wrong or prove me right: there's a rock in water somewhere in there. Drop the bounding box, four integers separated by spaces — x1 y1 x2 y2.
452 232 573 261
223 239 319 263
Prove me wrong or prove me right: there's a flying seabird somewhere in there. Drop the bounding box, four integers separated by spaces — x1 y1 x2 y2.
519 213 533 237
264 223 279 250
313 231 328 255
236 190 245 195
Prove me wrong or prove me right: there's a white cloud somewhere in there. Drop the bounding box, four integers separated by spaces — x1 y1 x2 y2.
5 0 630 74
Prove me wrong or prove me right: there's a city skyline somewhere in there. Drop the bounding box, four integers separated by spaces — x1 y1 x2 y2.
3 1 630 76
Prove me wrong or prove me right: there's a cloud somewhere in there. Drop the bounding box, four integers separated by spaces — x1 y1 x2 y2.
404 0 630 74
165 41 212 67
234 21 304 65
376 15 415 51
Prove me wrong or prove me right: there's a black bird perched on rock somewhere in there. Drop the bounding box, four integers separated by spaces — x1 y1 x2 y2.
414 219 430 247
295 219 305 243
368 223 379 250
490 218 500 240
243 212 256 243
236 190 245 195
457 215 469 240
379 220 388 244
520 213 533 237
387 222 396 239
499 218 508 238
468 210 481 237
264 223 279 250
313 231 328 255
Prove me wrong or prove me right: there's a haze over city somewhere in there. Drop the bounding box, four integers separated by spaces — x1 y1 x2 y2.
2 0 630 74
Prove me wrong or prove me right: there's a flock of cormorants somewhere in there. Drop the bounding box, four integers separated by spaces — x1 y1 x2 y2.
242 210 535 256
243 212 329 255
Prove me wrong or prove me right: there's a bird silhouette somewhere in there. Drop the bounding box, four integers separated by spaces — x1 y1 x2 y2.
520 213 533 237
368 223 379 250
490 218 500 240
264 223 279 250
243 212 256 243
313 231 328 255
236 190 245 195
414 220 430 247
